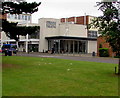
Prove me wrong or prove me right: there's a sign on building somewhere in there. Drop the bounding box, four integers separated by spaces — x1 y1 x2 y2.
46 21 56 28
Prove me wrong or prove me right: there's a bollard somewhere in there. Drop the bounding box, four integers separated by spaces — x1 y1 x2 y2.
92 51 95 57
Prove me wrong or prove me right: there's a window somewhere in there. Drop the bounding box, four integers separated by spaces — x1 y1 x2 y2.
11 45 17 49
15 14 17 19
28 16 31 21
7 14 10 19
18 15 21 20
22 15 24 20
46 21 56 28
25 15 27 20
28 31 39 39
88 31 97 38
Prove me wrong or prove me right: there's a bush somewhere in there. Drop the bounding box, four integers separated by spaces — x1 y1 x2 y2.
99 48 109 57
114 56 120 58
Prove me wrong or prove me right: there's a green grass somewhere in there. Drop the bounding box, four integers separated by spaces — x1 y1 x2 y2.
2 56 118 96
0 56 2 97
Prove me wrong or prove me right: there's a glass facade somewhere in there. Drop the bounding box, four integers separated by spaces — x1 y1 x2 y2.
7 14 31 21
28 31 39 39
28 44 38 52
48 40 87 54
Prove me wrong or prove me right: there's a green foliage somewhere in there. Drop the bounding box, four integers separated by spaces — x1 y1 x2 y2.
1 1 41 41
2 2 41 14
99 48 109 57
90 2 120 57
114 56 120 58
99 44 102 48
2 19 40 41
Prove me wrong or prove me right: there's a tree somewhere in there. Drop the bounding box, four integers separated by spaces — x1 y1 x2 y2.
1 1 41 15
2 19 40 41
1 1 41 41
89 2 120 74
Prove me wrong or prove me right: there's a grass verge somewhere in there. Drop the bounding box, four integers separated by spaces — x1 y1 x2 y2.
2 56 118 96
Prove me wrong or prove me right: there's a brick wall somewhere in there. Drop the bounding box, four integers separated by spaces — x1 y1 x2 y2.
68 17 75 22
61 16 89 25
61 18 65 22
97 37 114 57
0 14 7 19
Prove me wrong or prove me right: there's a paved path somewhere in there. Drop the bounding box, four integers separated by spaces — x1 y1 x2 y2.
17 52 119 64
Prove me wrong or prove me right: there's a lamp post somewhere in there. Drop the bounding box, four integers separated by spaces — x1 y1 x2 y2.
26 33 28 53
25 17 29 53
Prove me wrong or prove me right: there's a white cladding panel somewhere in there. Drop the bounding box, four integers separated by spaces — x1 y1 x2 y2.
38 18 88 52
39 18 60 52
59 24 87 37
88 41 97 53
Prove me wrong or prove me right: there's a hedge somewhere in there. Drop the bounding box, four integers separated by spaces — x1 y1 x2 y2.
99 48 109 57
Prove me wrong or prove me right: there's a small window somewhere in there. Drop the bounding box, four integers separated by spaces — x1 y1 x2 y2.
7 14 10 19
28 16 31 21
22 15 24 20
18 15 21 20
88 31 97 38
15 14 17 19
25 15 27 20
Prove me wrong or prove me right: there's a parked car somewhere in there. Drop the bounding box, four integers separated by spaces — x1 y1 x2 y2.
2 44 18 54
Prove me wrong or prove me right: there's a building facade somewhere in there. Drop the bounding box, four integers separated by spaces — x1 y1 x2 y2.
7 13 32 24
0 0 32 52
39 16 98 54
1 15 98 54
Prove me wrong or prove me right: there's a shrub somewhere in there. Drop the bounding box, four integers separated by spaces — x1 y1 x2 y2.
99 48 109 57
114 56 120 58
99 44 102 48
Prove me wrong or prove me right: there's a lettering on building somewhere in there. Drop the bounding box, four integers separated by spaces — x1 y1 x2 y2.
46 21 56 28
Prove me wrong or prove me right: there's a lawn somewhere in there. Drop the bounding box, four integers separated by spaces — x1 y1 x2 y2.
0 56 2 97
2 56 118 96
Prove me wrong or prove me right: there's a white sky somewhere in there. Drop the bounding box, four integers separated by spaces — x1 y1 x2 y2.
26 0 103 23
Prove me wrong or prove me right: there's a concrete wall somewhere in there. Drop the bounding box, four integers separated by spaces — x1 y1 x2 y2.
59 23 87 37
38 18 96 53
88 41 97 53
38 18 60 52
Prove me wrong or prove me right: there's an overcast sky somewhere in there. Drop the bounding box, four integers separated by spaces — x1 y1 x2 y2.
26 0 103 23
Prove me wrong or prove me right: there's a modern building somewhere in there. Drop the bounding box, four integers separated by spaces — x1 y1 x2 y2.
1 15 98 54
61 15 98 38
38 16 98 54
0 13 32 51
7 13 32 24
0 0 32 52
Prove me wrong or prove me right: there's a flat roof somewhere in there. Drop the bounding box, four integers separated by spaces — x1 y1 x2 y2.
45 36 97 41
